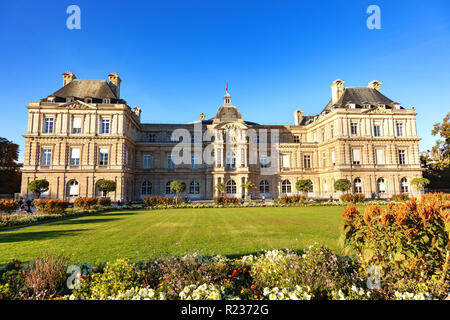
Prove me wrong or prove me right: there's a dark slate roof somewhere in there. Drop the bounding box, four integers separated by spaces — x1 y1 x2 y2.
49 79 117 99
321 87 399 114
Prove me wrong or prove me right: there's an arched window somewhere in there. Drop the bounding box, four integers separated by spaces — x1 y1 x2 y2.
354 178 363 193
165 181 174 194
377 178 386 193
259 180 270 194
67 180 79 197
226 151 236 168
400 178 409 193
189 181 200 194
141 181 152 196
281 180 292 194
226 180 237 194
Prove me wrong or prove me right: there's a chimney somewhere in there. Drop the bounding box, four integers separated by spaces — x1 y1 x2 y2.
368 80 381 91
133 107 141 121
108 73 122 98
330 79 345 104
294 110 303 126
62 72 76 86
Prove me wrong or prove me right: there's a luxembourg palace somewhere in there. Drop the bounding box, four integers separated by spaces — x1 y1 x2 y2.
21 72 422 201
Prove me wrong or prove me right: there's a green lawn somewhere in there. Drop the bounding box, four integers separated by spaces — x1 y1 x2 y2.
0 206 346 264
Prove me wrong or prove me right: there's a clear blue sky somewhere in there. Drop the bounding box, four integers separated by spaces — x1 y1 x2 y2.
1 0 449 160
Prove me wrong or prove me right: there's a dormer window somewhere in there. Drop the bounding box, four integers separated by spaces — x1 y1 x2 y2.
103 98 111 104
66 97 74 103
85 98 92 103
379 104 385 109
363 104 371 109
349 103 356 109
47 97 55 103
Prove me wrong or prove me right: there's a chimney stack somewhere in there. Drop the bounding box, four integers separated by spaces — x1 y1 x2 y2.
331 79 345 104
368 80 381 91
62 72 76 86
133 107 141 121
294 110 303 126
108 73 122 98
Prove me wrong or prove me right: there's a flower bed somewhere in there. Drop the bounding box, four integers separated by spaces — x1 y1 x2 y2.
0 244 444 300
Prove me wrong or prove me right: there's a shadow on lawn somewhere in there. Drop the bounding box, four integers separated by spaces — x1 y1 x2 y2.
53 218 120 226
0 229 85 243
104 211 137 217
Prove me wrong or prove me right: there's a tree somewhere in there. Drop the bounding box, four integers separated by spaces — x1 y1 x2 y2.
27 179 49 198
0 137 22 196
296 180 313 196
410 177 430 194
334 179 352 193
243 181 256 200
431 112 450 159
96 180 116 197
216 182 225 196
170 180 186 204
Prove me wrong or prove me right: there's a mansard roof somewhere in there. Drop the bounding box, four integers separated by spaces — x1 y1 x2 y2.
321 87 398 114
45 79 122 101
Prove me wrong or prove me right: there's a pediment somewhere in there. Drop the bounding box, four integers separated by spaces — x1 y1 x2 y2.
60 100 97 109
212 121 248 130
362 106 392 114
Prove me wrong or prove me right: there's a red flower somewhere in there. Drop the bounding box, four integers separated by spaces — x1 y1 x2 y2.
251 285 256 290
231 270 239 277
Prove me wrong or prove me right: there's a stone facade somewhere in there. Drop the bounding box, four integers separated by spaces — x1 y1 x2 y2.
21 74 422 201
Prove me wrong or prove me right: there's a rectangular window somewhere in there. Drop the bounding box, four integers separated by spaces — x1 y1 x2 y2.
260 155 268 168
293 135 301 143
352 149 361 165
330 125 334 138
148 134 157 142
313 132 317 142
143 155 151 169
350 122 358 136
322 153 326 167
321 129 325 142
398 150 406 165
373 122 382 137
168 155 174 169
331 151 335 165
254 136 260 144
376 149 385 165
101 119 110 134
241 149 245 166
396 122 404 136
41 148 52 165
191 155 199 169
44 117 54 133
303 155 311 169
281 154 290 169
99 148 109 165
71 148 80 166
72 117 82 134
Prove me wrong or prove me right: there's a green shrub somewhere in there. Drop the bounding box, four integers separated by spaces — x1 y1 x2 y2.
213 196 239 206
97 197 111 207
392 194 409 201
73 197 98 210
143 196 175 207
340 193 365 203
73 259 141 300
33 199 69 215
340 194 450 299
